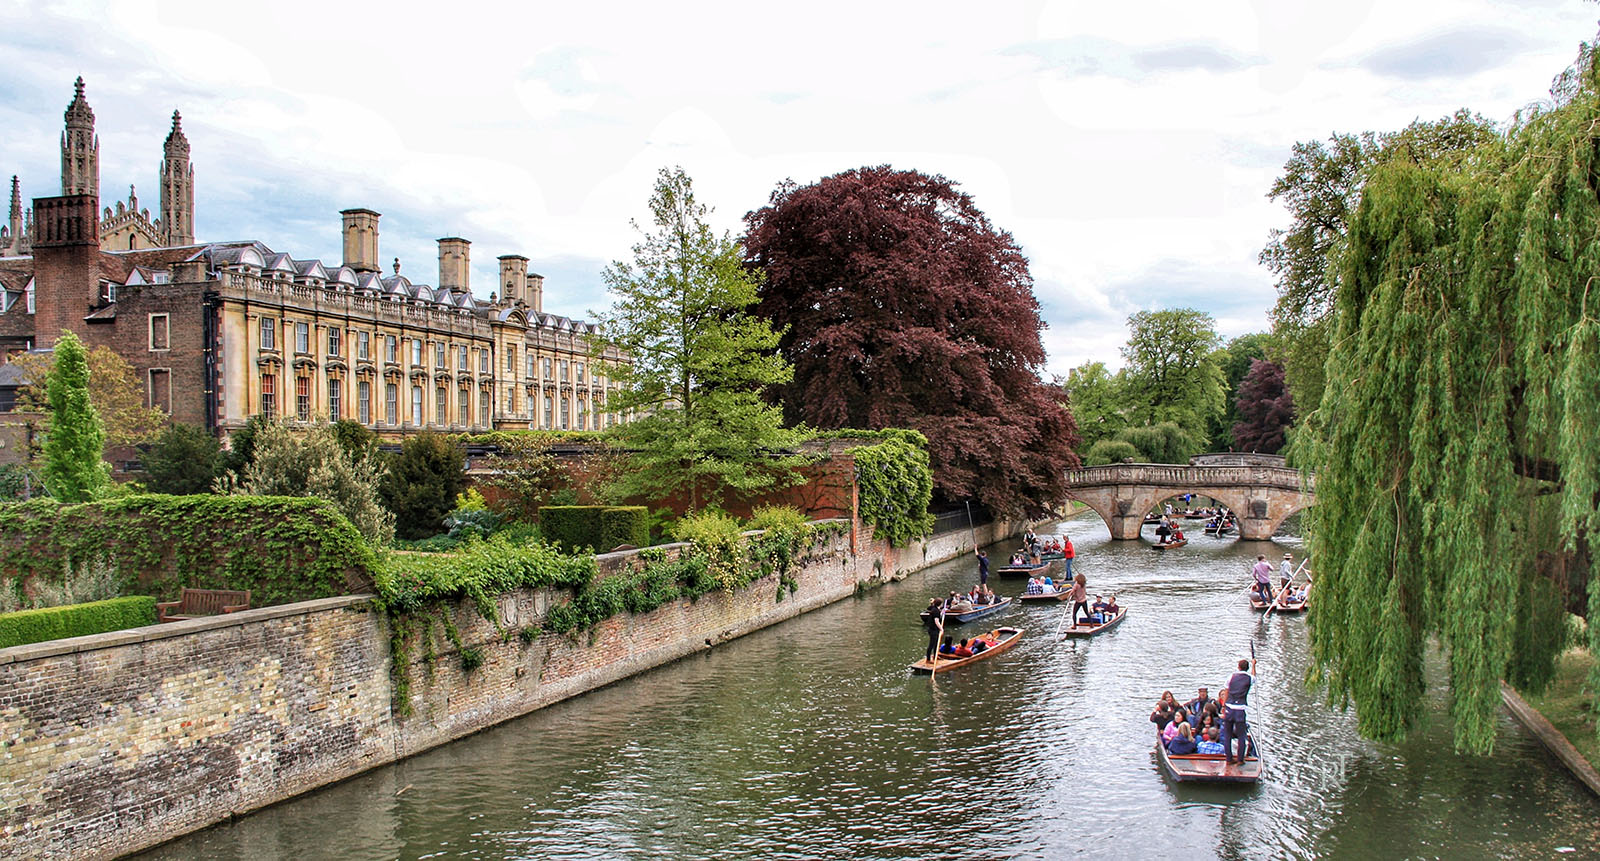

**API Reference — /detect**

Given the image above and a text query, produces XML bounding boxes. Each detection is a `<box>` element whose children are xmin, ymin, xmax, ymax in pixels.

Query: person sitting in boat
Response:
<box><xmin>1162</xmin><ymin>708</ymin><xmax>1190</xmax><ymax>743</ymax></box>
<box><xmin>1010</xmin><ymin>551</ymin><xmax>1026</xmax><ymax>566</ymax></box>
<box><xmin>1150</xmin><ymin>691</ymin><xmax>1179</xmax><ymax>730</ymax></box>
<box><xmin>1104</xmin><ymin>594</ymin><xmax>1120</xmax><ymax>616</ymax></box>
<box><xmin>949</xmin><ymin>596</ymin><xmax>974</xmax><ymax>613</ymax></box>
<box><xmin>1042</xmin><ymin>575</ymin><xmax>1055</xmax><ymax>590</ymax></box>
<box><xmin>1024</xmin><ymin>577</ymin><xmax>1041</xmax><ymax>595</ymax></box>
<box><xmin>970</xmin><ymin>636</ymin><xmax>989</xmax><ymax>654</ymax></box>
<box><xmin>1196</xmin><ymin>726</ymin><xmax>1225</xmax><ymax>755</ymax></box>
<box><xmin>1184</xmin><ymin>686</ymin><xmax>1213</xmax><ymax>717</ymax></box>
<box><xmin>1170</xmin><ymin>526</ymin><xmax>1185</xmax><ymax>542</ymax></box>
<box><xmin>953</xmin><ymin>638</ymin><xmax>974</xmax><ymax>658</ymax></box>
<box><xmin>1091</xmin><ymin>595</ymin><xmax>1111</xmax><ymax>616</ymax></box>
<box><xmin>939</xmin><ymin>636</ymin><xmax>957</xmax><ymax>656</ymax></box>
<box><xmin>1165</xmin><ymin>722</ymin><xmax>1198</xmax><ymax>755</ymax></box>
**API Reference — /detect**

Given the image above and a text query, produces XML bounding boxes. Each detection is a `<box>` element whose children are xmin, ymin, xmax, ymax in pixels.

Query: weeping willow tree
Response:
<box><xmin>1303</xmin><ymin>43</ymin><xmax>1600</xmax><ymax>754</ymax></box>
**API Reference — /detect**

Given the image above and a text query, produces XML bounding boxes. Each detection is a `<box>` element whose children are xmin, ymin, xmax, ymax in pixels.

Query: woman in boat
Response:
<box><xmin>1070</xmin><ymin>572</ymin><xmax>1090</xmax><ymax>625</ymax></box>
<box><xmin>939</xmin><ymin>636</ymin><xmax>957</xmax><ymax>656</ymax></box>
<box><xmin>1150</xmin><ymin>691</ymin><xmax>1179</xmax><ymax>729</ymax></box>
<box><xmin>1166</xmin><ymin>722</ymin><xmax>1198</xmax><ymax>755</ymax></box>
<box><xmin>1162</xmin><ymin>708</ymin><xmax>1189</xmax><ymax>743</ymax></box>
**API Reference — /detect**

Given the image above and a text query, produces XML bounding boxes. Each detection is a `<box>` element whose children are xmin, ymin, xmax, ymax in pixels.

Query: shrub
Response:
<box><xmin>380</xmin><ymin>431</ymin><xmax>466</xmax><ymax>541</ymax></box>
<box><xmin>540</xmin><ymin>505</ymin><xmax>606</xmax><ymax>552</ymax></box>
<box><xmin>243</xmin><ymin>422</ymin><xmax>395</xmax><ymax>544</ymax></box>
<box><xmin>142</xmin><ymin>423</ymin><xmax>222</xmax><ymax>495</ymax></box>
<box><xmin>377</xmin><ymin>533</ymin><xmax>597</xmax><ymax>618</ymax></box>
<box><xmin>747</xmin><ymin>504</ymin><xmax>807</xmax><ymax>532</ymax></box>
<box><xmin>0</xmin><ymin>596</ymin><xmax>157</xmax><ymax>649</ymax></box>
<box><xmin>41</xmin><ymin>331</ymin><xmax>110</xmax><ymax>502</ymax></box>
<box><xmin>599</xmin><ymin>506</ymin><xmax>649</xmax><ymax>550</ymax></box>
<box><xmin>1084</xmin><ymin>439</ymin><xmax>1143</xmax><ymax>466</ymax></box>
<box><xmin>672</xmin><ymin>509</ymin><xmax>747</xmax><ymax>591</ymax></box>
<box><xmin>850</xmin><ymin>431</ymin><xmax>935</xmax><ymax>546</ymax></box>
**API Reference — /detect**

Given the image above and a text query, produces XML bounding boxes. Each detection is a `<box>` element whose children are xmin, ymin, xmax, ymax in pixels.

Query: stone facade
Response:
<box><xmin>1064</xmin><ymin>462</ymin><xmax>1315</xmax><ymax>540</ymax></box>
<box><xmin>0</xmin><ymin>516</ymin><xmax>1016</xmax><ymax>861</ymax></box>
<box><xmin>0</xmin><ymin>80</ymin><xmax>625</xmax><ymax>441</ymax></box>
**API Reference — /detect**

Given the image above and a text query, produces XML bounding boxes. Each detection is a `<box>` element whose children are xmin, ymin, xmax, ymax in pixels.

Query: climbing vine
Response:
<box><xmin>849</xmin><ymin>430</ymin><xmax>935</xmax><ymax>546</ymax></box>
<box><xmin>1302</xmin><ymin>40</ymin><xmax>1600</xmax><ymax>753</ymax></box>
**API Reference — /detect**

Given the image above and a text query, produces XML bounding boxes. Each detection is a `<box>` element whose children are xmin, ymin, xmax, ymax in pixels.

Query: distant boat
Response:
<box><xmin>1250</xmin><ymin>585</ymin><xmax>1311</xmax><ymax>613</ymax></box>
<box><xmin>1156</xmin><ymin>732</ymin><xmax>1262</xmax><ymax>784</ymax></box>
<box><xmin>1061</xmin><ymin>607</ymin><xmax>1127</xmax><ymax>637</ymax></box>
<box><xmin>910</xmin><ymin>626</ymin><xmax>1023</xmax><ymax>673</ymax></box>
<box><xmin>997</xmin><ymin>559</ymin><xmax>1055</xmax><ymax>578</ymax></box>
<box><xmin>922</xmin><ymin>597</ymin><xmax>1014</xmax><ymax>625</ymax></box>
<box><xmin>1018</xmin><ymin>588</ymin><xmax>1072</xmax><ymax>603</ymax></box>
<box><xmin>1151</xmin><ymin>539</ymin><xmax>1189</xmax><ymax>550</ymax></box>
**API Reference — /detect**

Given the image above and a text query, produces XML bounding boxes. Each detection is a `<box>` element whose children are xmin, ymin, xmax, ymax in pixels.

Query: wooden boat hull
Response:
<box><xmin>1157</xmin><ymin>733</ymin><xmax>1261</xmax><ymax>783</ymax></box>
<box><xmin>923</xmin><ymin>597</ymin><xmax>1013</xmax><ymax>624</ymax></box>
<box><xmin>911</xmin><ymin>626</ymin><xmax>1022</xmax><ymax>673</ymax></box>
<box><xmin>1061</xmin><ymin>607</ymin><xmax>1126</xmax><ymax>637</ymax></box>
<box><xmin>997</xmin><ymin>560</ymin><xmax>1055</xmax><ymax>578</ymax></box>
<box><xmin>1151</xmin><ymin>539</ymin><xmax>1189</xmax><ymax>550</ymax></box>
<box><xmin>1249</xmin><ymin>589</ymin><xmax>1309</xmax><ymax>613</ymax></box>
<box><xmin>1018</xmin><ymin>589</ymin><xmax>1072</xmax><ymax>603</ymax></box>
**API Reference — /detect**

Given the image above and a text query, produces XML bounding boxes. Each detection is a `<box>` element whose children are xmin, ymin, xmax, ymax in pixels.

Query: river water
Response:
<box><xmin>144</xmin><ymin>514</ymin><xmax>1600</xmax><ymax>860</ymax></box>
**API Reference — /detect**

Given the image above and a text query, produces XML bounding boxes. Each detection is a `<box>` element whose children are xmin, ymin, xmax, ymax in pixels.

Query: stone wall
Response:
<box><xmin>0</xmin><ymin>516</ymin><xmax>1016</xmax><ymax>860</ymax></box>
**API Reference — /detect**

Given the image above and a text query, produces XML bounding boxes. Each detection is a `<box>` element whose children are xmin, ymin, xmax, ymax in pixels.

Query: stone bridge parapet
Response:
<box><xmin>1064</xmin><ymin>463</ymin><xmax>1315</xmax><ymax>540</ymax></box>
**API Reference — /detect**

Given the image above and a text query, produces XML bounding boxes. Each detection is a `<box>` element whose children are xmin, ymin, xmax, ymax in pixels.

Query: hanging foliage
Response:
<box><xmin>1303</xmin><ymin>43</ymin><xmax>1600</xmax><ymax>754</ymax></box>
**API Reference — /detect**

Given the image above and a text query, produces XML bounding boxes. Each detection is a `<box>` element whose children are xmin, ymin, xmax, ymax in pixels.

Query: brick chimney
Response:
<box><xmin>30</xmin><ymin>193</ymin><xmax>100</xmax><ymax>346</ymax></box>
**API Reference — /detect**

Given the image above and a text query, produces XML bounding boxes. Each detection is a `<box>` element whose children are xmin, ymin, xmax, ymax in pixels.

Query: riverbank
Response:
<box><xmin>0</xmin><ymin>515</ymin><xmax>1018</xmax><ymax>861</ymax></box>
<box><xmin>1508</xmin><ymin>647</ymin><xmax>1600</xmax><ymax>797</ymax></box>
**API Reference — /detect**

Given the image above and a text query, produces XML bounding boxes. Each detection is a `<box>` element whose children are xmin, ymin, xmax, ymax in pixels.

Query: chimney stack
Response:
<box><xmin>526</xmin><ymin>272</ymin><xmax>544</xmax><ymax>313</ymax></box>
<box><xmin>497</xmin><ymin>255</ymin><xmax>528</xmax><ymax>305</ymax></box>
<box><xmin>340</xmin><ymin>209</ymin><xmax>380</xmax><ymax>273</ymax></box>
<box><xmin>438</xmin><ymin>237</ymin><xmax>471</xmax><ymax>293</ymax></box>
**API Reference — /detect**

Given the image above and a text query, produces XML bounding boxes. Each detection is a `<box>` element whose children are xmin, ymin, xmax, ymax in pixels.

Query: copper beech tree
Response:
<box><xmin>743</xmin><ymin>166</ymin><xmax>1078</xmax><ymax>518</ymax></box>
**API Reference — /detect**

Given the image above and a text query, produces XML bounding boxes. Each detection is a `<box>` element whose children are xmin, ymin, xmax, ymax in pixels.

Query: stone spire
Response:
<box><xmin>160</xmin><ymin>109</ymin><xmax>195</xmax><ymax>245</ymax></box>
<box><xmin>3</xmin><ymin>176</ymin><xmax>21</xmax><ymax>255</ymax></box>
<box><xmin>60</xmin><ymin>77</ymin><xmax>99</xmax><ymax>197</ymax></box>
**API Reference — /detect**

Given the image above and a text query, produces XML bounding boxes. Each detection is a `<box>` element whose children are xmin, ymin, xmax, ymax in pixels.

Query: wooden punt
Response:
<box><xmin>1017</xmin><ymin>588</ymin><xmax>1072</xmax><ymax>603</ymax></box>
<box><xmin>997</xmin><ymin>560</ymin><xmax>1055</xmax><ymax>578</ymax></box>
<box><xmin>1248</xmin><ymin>587</ymin><xmax>1310</xmax><ymax>613</ymax></box>
<box><xmin>1061</xmin><ymin>607</ymin><xmax>1126</xmax><ymax>637</ymax></box>
<box><xmin>1151</xmin><ymin>538</ymin><xmax>1189</xmax><ymax>550</ymax></box>
<box><xmin>922</xmin><ymin>597</ymin><xmax>1013</xmax><ymax>625</ymax></box>
<box><xmin>1157</xmin><ymin>732</ymin><xmax>1262</xmax><ymax>783</ymax></box>
<box><xmin>910</xmin><ymin>626</ymin><xmax>1023</xmax><ymax>673</ymax></box>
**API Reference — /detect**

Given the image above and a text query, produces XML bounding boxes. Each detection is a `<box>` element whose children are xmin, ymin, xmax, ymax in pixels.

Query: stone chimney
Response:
<box><xmin>340</xmin><ymin>209</ymin><xmax>380</xmax><ymax>273</ymax></box>
<box><xmin>497</xmin><ymin>255</ymin><xmax>527</xmax><ymax>305</ymax></box>
<box><xmin>438</xmin><ymin>237</ymin><xmax>470</xmax><ymax>293</ymax></box>
<box><xmin>526</xmin><ymin>272</ymin><xmax>544</xmax><ymax>313</ymax></box>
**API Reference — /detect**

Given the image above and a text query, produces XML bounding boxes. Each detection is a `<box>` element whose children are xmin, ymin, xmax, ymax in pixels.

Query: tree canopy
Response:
<box><xmin>378</xmin><ymin>430</ymin><xmax>463</xmax><ymax>541</ymax></box>
<box><xmin>1062</xmin><ymin>361</ymin><xmax>1130</xmax><ymax>451</ymax></box>
<box><xmin>1301</xmin><ymin>43</ymin><xmax>1600</xmax><ymax>754</ymax></box>
<box><xmin>1118</xmin><ymin>308</ymin><xmax>1225</xmax><ymax>440</ymax></box>
<box><xmin>15</xmin><ymin>342</ymin><xmax>165</xmax><ymax>447</ymax></box>
<box><xmin>594</xmin><ymin>166</ymin><xmax>806</xmax><ymax>510</ymax></box>
<box><xmin>40</xmin><ymin>331</ymin><xmax>109</xmax><ymax>502</ymax></box>
<box><xmin>1231</xmin><ymin>359</ymin><xmax>1293</xmax><ymax>454</ymax></box>
<box><xmin>142</xmin><ymin>423</ymin><xmax>222</xmax><ymax>494</ymax></box>
<box><xmin>743</xmin><ymin>165</ymin><xmax>1077</xmax><ymax>518</ymax></box>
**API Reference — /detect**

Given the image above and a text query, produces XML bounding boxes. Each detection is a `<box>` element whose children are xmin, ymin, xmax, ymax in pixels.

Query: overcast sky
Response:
<box><xmin>1</xmin><ymin>0</ymin><xmax>1594</xmax><ymax>374</ymax></box>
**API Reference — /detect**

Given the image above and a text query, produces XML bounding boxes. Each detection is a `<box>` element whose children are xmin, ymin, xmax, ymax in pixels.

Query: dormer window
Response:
<box><xmin>101</xmin><ymin>282</ymin><xmax>117</xmax><ymax>304</ymax></box>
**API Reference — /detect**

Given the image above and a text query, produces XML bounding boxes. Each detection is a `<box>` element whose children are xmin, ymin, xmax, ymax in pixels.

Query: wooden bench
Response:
<box><xmin>157</xmin><ymin>589</ymin><xmax>251</xmax><ymax>622</ymax></box>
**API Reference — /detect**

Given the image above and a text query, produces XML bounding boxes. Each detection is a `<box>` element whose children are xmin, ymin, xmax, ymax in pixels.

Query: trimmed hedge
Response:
<box><xmin>0</xmin><ymin>596</ymin><xmax>157</xmax><ymax>650</ymax></box>
<box><xmin>0</xmin><ymin>495</ymin><xmax>378</xmax><ymax>608</ymax></box>
<box><xmin>599</xmin><ymin>506</ymin><xmax>649</xmax><ymax>550</ymax></box>
<box><xmin>540</xmin><ymin>505</ymin><xmax>605</xmax><ymax>551</ymax></box>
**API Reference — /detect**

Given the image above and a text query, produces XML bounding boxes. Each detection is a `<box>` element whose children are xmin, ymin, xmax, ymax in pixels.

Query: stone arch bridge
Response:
<box><xmin>1064</xmin><ymin>456</ymin><xmax>1315</xmax><ymax>540</ymax></box>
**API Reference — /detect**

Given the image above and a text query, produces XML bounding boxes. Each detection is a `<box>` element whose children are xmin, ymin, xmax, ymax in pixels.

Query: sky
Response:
<box><xmin>1</xmin><ymin>0</ymin><xmax>1594</xmax><ymax>375</ymax></box>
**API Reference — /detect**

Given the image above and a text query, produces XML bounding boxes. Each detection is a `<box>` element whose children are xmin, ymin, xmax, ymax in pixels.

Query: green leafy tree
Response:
<box><xmin>1115</xmin><ymin>422</ymin><xmax>1202</xmax><ymax>465</ymax></box>
<box><xmin>330</xmin><ymin>419</ymin><xmax>379</xmax><ymax>464</ymax></box>
<box><xmin>1083</xmin><ymin>439</ymin><xmax>1140</xmax><ymax>466</ymax></box>
<box><xmin>1301</xmin><ymin>42</ymin><xmax>1600</xmax><ymax>754</ymax></box>
<box><xmin>219</xmin><ymin>415</ymin><xmax>269</xmax><ymax>485</ymax></box>
<box><xmin>243</xmin><ymin>422</ymin><xmax>394</xmax><ymax>545</ymax></box>
<box><xmin>40</xmin><ymin>331</ymin><xmax>110</xmax><ymax>502</ymax></box>
<box><xmin>1261</xmin><ymin>110</ymin><xmax>1497</xmax><ymax>411</ymax></box>
<box><xmin>142</xmin><ymin>423</ymin><xmax>222</xmax><ymax>494</ymax></box>
<box><xmin>1207</xmin><ymin>333</ymin><xmax>1272</xmax><ymax>448</ymax></box>
<box><xmin>379</xmin><ymin>430</ymin><xmax>465</xmax><ymax>540</ymax></box>
<box><xmin>14</xmin><ymin>343</ymin><xmax>165</xmax><ymax>446</ymax></box>
<box><xmin>1119</xmin><ymin>309</ymin><xmax>1224</xmax><ymax>441</ymax></box>
<box><xmin>1062</xmin><ymin>362</ymin><xmax>1132</xmax><ymax>451</ymax></box>
<box><xmin>476</xmin><ymin>435</ymin><xmax>568</xmax><ymax>522</ymax></box>
<box><xmin>593</xmin><ymin>166</ymin><xmax>806</xmax><ymax>510</ymax></box>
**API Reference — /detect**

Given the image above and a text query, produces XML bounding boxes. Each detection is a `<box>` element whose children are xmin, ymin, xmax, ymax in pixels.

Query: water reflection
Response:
<box><xmin>144</xmin><ymin>515</ymin><xmax>1600</xmax><ymax>860</ymax></box>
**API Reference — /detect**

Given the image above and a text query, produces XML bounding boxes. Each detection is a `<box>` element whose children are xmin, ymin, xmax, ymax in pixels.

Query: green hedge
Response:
<box><xmin>540</xmin><ymin>505</ymin><xmax>605</xmax><ymax>551</ymax></box>
<box><xmin>0</xmin><ymin>495</ymin><xmax>378</xmax><ymax>608</ymax></box>
<box><xmin>599</xmin><ymin>506</ymin><xmax>649</xmax><ymax>550</ymax></box>
<box><xmin>0</xmin><ymin>596</ymin><xmax>157</xmax><ymax>650</ymax></box>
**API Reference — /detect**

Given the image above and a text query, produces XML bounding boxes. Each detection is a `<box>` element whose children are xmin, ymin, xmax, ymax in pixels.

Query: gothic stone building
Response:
<box><xmin>0</xmin><ymin>80</ymin><xmax>625</xmax><ymax>443</ymax></box>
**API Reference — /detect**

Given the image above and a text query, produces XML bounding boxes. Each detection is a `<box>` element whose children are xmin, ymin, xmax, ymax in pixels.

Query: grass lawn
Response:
<box><xmin>1522</xmin><ymin>647</ymin><xmax>1599</xmax><ymax>770</ymax></box>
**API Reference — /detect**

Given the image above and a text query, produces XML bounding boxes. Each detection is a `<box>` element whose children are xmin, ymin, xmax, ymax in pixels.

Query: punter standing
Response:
<box><xmin>922</xmin><ymin>598</ymin><xmax>946</xmax><ymax>661</ymax></box>
<box><xmin>1224</xmin><ymin>658</ymin><xmax>1254</xmax><ymax>766</ymax></box>
<box><xmin>1252</xmin><ymin>554</ymin><xmax>1274</xmax><ymax>602</ymax></box>
<box><xmin>976</xmin><ymin>548</ymin><xmax>989</xmax><ymax>588</ymax></box>
<box><xmin>1061</xmin><ymin>534</ymin><xmax>1075</xmax><ymax>579</ymax></box>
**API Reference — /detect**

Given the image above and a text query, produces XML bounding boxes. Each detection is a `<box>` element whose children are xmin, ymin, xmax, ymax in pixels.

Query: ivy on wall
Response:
<box><xmin>848</xmin><ymin>430</ymin><xmax>936</xmax><ymax>546</ymax></box>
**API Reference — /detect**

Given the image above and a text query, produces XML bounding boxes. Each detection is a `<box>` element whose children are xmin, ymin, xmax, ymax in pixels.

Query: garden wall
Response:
<box><xmin>0</xmin><ymin>515</ymin><xmax>1017</xmax><ymax>860</ymax></box>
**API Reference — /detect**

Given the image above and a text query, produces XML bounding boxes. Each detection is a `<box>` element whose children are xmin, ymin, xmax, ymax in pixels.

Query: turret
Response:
<box><xmin>60</xmin><ymin>77</ymin><xmax>98</xmax><ymax>197</ymax></box>
<box><xmin>160</xmin><ymin>110</ymin><xmax>194</xmax><ymax>246</ymax></box>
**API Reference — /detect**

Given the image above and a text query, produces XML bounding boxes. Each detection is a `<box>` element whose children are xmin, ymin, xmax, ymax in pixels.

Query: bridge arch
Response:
<box><xmin>1063</xmin><ymin>459</ymin><xmax>1315</xmax><ymax>541</ymax></box>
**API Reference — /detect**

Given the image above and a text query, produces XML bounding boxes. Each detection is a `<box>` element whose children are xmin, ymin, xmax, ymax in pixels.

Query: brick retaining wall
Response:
<box><xmin>0</xmin><ymin>517</ymin><xmax>1017</xmax><ymax>860</ymax></box>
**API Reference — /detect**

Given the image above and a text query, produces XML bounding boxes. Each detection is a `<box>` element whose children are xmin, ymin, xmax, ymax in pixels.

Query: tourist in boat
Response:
<box><xmin>1170</xmin><ymin>525</ymin><xmax>1185</xmax><ymax>543</ymax></box>
<box><xmin>1070</xmin><ymin>572</ymin><xmax>1089</xmax><ymax>625</ymax></box>
<box><xmin>1150</xmin><ymin>691</ymin><xmax>1179</xmax><ymax>729</ymax></box>
<box><xmin>939</xmin><ymin>636</ymin><xmax>957</xmax><ymax>656</ymax></box>
<box><xmin>1251</xmin><ymin>555</ymin><xmax>1275</xmax><ymax>603</ymax></box>
<box><xmin>1010</xmin><ymin>550</ymin><xmax>1026</xmax><ymax>566</ymax></box>
<box><xmin>1184</xmin><ymin>686</ymin><xmax>1213</xmax><ymax>717</ymax></box>
<box><xmin>976</xmin><ymin>548</ymin><xmax>989</xmax><ymax>588</ymax></box>
<box><xmin>971</xmin><ymin>637</ymin><xmax>988</xmax><ymax>654</ymax></box>
<box><xmin>1155</xmin><ymin>521</ymin><xmax>1171</xmax><ymax>545</ymax></box>
<box><xmin>1091</xmin><ymin>595</ymin><xmax>1111</xmax><ymax>617</ymax></box>
<box><xmin>1061</xmin><ymin>535</ymin><xmax>1075</xmax><ymax>578</ymax></box>
<box><xmin>1224</xmin><ymin>658</ymin><xmax>1255</xmax><ymax>766</ymax></box>
<box><xmin>922</xmin><ymin>599</ymin><xmax>946</xmax><ymax>661</ymax></box>
<box><xmin>953</xmin><ymin>638</ymin><xmax>974</xmax><ymax>658</ymax></box>
<box><xmin>1162</xmin><ymin>708</ymin><xmax>1190</xmax><ymax>743</ymax></box>
<box><xmin>949</xmin><ymin>594</ymin><xmax>974</xmax><ymax>614</ymax></box>
<box><xmin>1197</xmin><ymin>727</ymin><xmax>1225</xmax><ymax>755</ymax></box>
<box><xmin>1166</xmin><ymin>723</ymin><xmax>1198</xmax><ymax>755</ymax></box>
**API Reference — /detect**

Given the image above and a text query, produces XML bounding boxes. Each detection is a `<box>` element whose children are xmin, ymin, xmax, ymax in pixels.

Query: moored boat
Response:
<box><xmin>1061</xmin><ymin>607</ymin><xmax>1126</xmax><ymax>637</ymax></box>
<box><xmin>910</xmin><ymin>626</ymin><xmax>1023</xmax><ymax>673</ymax></box>
<box><xmin>1156</xmin><ymin>732</ymin><xmax>1262</xmax><ymax>783</ymax></box>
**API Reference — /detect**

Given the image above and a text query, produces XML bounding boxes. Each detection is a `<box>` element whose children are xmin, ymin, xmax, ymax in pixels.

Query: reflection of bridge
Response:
<box><xmin>1064</xmin><ymin>456</ymin><xmax>1315</xmax><ymax>540</ymax></box>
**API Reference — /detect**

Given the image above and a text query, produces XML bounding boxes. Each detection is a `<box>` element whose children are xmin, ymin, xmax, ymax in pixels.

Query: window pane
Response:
<box><xmin>385</xmin><ymin>383</ymin><xmax>398</xmax><ymax>425</ymax></box>
<box><xmin>359</xmin><ymin>381</ymin><xmax>371</xmax><ymax>424</ymax></box>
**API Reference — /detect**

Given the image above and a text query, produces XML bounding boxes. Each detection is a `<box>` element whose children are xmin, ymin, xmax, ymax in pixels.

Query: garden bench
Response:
<box><xmin>156</xmin><ymin>589</ymin><xmax>251</xmax><ymax>622</ymax></box>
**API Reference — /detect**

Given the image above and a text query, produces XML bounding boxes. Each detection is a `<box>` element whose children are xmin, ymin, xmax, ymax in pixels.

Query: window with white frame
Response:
<box><xmin>358</xmin><ymin>332</ymin><xmax>370</xmax><ymax>360</ymax></box>
<box><xmin>261</xmin><ymin>317</ymin><xmax>276</xmax><ymax>351</ymax></box>
<box><xmin>358</xmin><ymin>380</ymin><xmax>372</xmax><ymax>424</ymax></box>
<box><xmin>149</xmin><ymin>314</ymin><xmax>170</xmax><ymax>351</ymax></box>
<box><xmin>295</xmin><ymin>321</ymin><xmax>309</xmax><ymax>354</ymax></box>
<box><xmin>328</xmin><ymin>328</ymin><xmax>341</xmax><ymax>357</ymax></box>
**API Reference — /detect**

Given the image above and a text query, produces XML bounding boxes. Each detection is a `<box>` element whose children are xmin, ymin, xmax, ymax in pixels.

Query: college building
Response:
<box><xmin>0</xmin><ymin>79</ymin><xmax>625</xmax><ymax>442</ymax></box>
